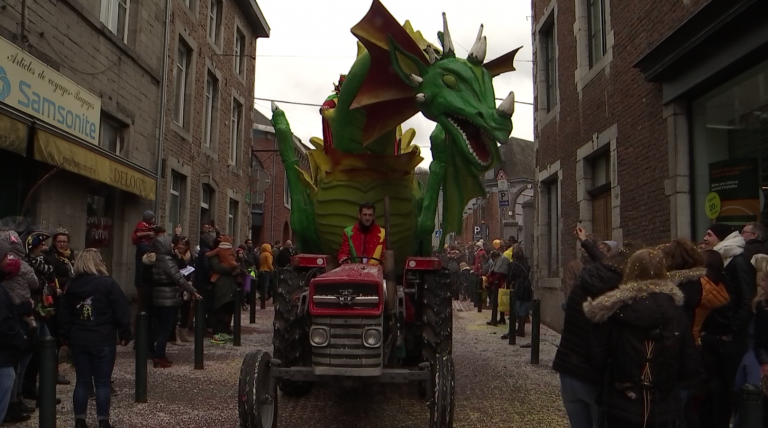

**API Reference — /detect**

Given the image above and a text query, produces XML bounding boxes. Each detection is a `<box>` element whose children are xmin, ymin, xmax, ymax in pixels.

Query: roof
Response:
<box><xmin>496</xmin><ymin>137</ymin><xmax>534</xmax><ymax>180</ymax></box>
<box><xmin>234</xmin><ymin>0</ymin><xmax>270</xmax><ymax>38</ymax></box>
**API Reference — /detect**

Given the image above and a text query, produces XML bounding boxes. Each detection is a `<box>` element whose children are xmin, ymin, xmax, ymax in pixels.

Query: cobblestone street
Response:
<box><xmin>17</xmin><ymin>301</ymin><xmax>568</xmax><ymax>428</ymax></box>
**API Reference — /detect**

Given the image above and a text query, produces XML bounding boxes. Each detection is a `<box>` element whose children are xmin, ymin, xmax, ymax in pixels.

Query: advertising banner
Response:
<box><xmin>708</xmin><ymin>158</ymin><xmax>761</xmax><ymax>225</ymax></box>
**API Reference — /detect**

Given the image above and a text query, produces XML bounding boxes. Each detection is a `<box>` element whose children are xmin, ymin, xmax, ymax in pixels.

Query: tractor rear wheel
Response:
<box><xmin>272</xmin><ymin>268</ymin><xmax>313</xmax><ymax>397</ymax></box>
<box><xmin>421</xmin><ymin>269</ymin><xmax>453</xmax><ymax>363</ymax></box>
<box><xmin>428</xmin><ymin>354</ymin><xmax>455</xmax><ymax>428</ymax></box>
<box><xmin>238</xmin><ymin>350</ymin><xmax>278</xmax><ymax>428</ymax></box>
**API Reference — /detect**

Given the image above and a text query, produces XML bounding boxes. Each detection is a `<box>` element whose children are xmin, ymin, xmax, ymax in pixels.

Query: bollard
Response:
<box><xmin>195</xmin><ymin>298</ymin><xmax>205</xmax><ymax>370</ymax></box>
<box><xmin>39</xmin><ymin>336</ymin><xmax>57</xmax><ymax>428</ymax></box>
<box><xmin>249</xmin><ymin>281</ymin><xmax>257</xmax><ymax>324</ymax></box>
<box><xmin>259</xmin><ymin>272</ymin><xmax>267</xmax><ymax>310</ymax></box>
<box><xmin>530</xmin><ymin>299</ymin><xmax>541</xmax><ymax>365</ymax></box>
<box><xmin>740</xmin><ymin>384</ymin><xmax>764</xmax><ymax>427</ymax></box>
<box><xmin>233</xmin><ymin>288</ymin><xmax>242</xmax><ymax>347</ymax></box>
<box><xmin>135</xmin><ymin>312</ymin><xmax>148</xmax><ymax>403</ymax></box>
<box><xmin>508</xmin><ymin>292</ymin><xmax>516</xmax><ymax>345</ymax></box>
<box><xmin>472</xmin><ymin>274</ymin><xmax>479</xmax><ymax>308</ymax></box>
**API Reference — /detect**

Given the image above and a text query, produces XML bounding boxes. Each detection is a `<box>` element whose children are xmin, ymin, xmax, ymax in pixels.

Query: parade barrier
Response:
<box><xmin>739</xmin><ymin>384</ymin><xmax>764</xmax><ymax>427</ymax></box>
<box><xmin>135</xmin><ymin>312</ymin><xmax>148</xmax><ymax>403</ymax></box>
<box><xmin>530</xmin><ymin>299</ymin><xmax>541</xmax><ymax>365</ymax></box>
<box><xmin>508</xmin><ymin>293</ymin><xmax>516</xmax><ymax>346</ymax></box>
<box><xmin>472</xmin><ymin>273</ymin><xmax>479</xmax><ymax>308</ymax></box>
<box><xmin>39</xmin><ymin>336</ymin><xmax>57</xmax><ymax>428</ymax></box>
<box><xmin>259</xmin><ymin>272</ymin><xmax>267</xmax><ymax>310</ymax></box>
<box><xmin>194</xmin><ymin>299</ymin><xmax>205</xmax><ymax>370</ymax></box>
<box><xmin>233</xmin><ymin>288</ymin><xmax>242</xmax><ymax>347</ymax></box>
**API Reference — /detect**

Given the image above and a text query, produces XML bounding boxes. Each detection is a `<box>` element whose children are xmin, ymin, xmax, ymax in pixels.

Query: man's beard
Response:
<box><xmin>358</xmin><ymin>220</ymin><xmax>373</xmax><ymax>232</ymax></box>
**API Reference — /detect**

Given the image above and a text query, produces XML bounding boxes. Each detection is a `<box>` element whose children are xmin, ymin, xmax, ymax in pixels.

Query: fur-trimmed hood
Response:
<box><xmin>668</xmin><ymin>268</ymin><xmax>706</xmax><ymax>285</ymax></box>
<box><xmin>583</xmin><ymin>279</ymin><xmax>684</xmax><ymax>326</ymax></box>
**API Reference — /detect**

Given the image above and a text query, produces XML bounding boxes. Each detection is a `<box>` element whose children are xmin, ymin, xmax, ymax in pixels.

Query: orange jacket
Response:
<box><xmin>259</xmin><ymin>244</ymin><xmax>274</xmax><ymax>272</ymax></box>
<box><xmin>693</xmin><ymin>276</ymin><xmax>730</xmax><ymax>342</ymax></box>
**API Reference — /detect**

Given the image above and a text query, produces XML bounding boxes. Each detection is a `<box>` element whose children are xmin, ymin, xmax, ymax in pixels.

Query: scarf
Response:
<box><xmin>713</xmin><ymin>231</ymin><xmax>745</xmax><ymax>266</ymax></box>
<box><xmin>176</xmin><ymin>249</ymin><xmax>192</xmax><ymax>263</ymax></box>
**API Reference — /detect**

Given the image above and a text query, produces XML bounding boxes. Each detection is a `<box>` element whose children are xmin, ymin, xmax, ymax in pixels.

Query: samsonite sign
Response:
<box><xmin>0</xmin><ymin>36</ymin><xmax>101</xmax><ymax>144</ymax></box>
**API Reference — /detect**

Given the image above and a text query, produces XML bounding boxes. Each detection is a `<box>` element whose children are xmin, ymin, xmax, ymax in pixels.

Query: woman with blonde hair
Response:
<box><xmin>584</xmin><ymin>248</ymin><xmax>702</xmax><ymax>428</ymax></box>
<box><xmin>58</xmin><ymin>249</ymin><xmax>132</xmax><ymax>428</ymax></box>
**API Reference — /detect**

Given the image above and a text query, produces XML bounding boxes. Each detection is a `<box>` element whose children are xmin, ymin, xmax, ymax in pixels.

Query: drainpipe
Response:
<box><xmin>153</xmin><ymin>0</ymin><xmax>172</xmax><ymax>214</ymax></box>
<box><xmin>20</xmin><ymin>0</ymin><xmax>27</xmax><ymax>44</ymax></box>
<box><xmin>270</xmin><ymin>135</ymin><xmax>276</xmax><ymax>242</ymax></box>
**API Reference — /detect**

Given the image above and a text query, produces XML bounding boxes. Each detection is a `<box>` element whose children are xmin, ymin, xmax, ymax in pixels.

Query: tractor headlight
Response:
<box><xmin>309</xmin><ymin>327</ymin><xmax>329</xmax><ymax>347</ymax></box>
<box><xmin>362</xmin><ymin>328</ymin><xmax>382</xmax><ymax>348</ymax></box>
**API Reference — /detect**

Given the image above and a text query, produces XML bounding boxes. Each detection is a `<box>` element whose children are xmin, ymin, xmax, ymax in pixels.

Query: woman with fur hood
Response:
<box><xmin>585</xmin><ymin>248</ymin><xmax>703</xmax><ymax>428</ymax></box>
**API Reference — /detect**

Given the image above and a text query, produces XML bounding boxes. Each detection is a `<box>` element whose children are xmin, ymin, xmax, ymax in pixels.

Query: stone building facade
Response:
<box><xmin>0</xmin><ymin>0</ymin><xmax>168</xmax><ymax>293</ymax></box>
<box><xmin>157</xmin><ymin>0</ymin><xmax>269</xmax><ymax>246</ymax></box>
<box><xmin>531</xmin><ymin>0</ymin><xmax>768</xmax><ymax>331</ymax></box>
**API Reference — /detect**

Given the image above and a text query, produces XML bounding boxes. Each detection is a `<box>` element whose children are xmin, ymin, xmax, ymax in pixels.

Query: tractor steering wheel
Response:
<box><xmin>339</xmin><ymin>256</ymin><xmax>384</xmax><ymax>265</ymax></box>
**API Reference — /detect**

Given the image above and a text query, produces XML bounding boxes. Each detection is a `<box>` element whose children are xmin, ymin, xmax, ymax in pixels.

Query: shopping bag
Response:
<box><xmin>498</xmin><ymin>289</ymin><xmax>510</xmax><ymax>313</ymax></box>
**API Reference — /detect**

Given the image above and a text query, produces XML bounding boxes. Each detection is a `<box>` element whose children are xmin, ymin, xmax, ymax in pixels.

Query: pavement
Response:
<box><xmin>14</xmin><ymin>300</ymin><xmax>569</xmax><ymax>428</ymax></box>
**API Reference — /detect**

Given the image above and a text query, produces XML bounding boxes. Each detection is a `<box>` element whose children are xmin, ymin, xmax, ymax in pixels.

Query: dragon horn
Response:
<box><xmin>497</xmin><ymin>91</ymin><xmax>515</xmax><ymax>116</ymax></box>
<box><xmin>426</xmin><ymin>45</ymin><xmax>437</xmax><ymax>64</ymax></box>
<box><xmin>442</xmin><ymin>13</ymin><xmax>455</xmax><ymax>56</ymax></box>
<box><xmin>271</xmin><ymin>101</ymin><xmax>279</xmax><ymax>112</ymax></box>
<box><xmin>468</xmin><ymin>24</ymin><xmax>486</xmax><ymax>65</ymax></box>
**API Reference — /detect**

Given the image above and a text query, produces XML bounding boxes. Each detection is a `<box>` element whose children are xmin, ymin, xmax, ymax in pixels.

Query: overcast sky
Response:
<box><xmin>253</xmin><ymin>0</ymin><xmax>534</xmax><ymax>167</ymax></box>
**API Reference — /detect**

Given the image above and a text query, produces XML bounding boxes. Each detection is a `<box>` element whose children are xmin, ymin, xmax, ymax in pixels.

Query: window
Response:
<box><xmin>208</xmin><ymin>0</ymin><xmax>222</xmax><ymax>44</ymax></box>
<box><xmin>230</xmin><ymin>99</ymin><xmax>243</xmax><ymax>164</ymax></box>
<box><xmin>169</xmin><ymin>172</ymin><xmax>185</xmax><ymax>230</ymax></box>
<box><xmin>234</xmin><ymin>29</ymin><xmax>246</xmax><ymax>76</ymax></box>
<box><xmin>283</xmin><ymin>171</ymin><xmax>291</xmax><ymax>208</ymax></box>
<box><xmin>200</xmin><ymin>184</ymin><xmax>214</xmax><ymax>229</ymax></box>
<box><xmin>100</xmin><ymin>0</ymin><xmax>130</xmax><ymax>43</ymax></box>
<box><xmin>251</xmin><ymin>191</ymin><xmax>264</xmax><ymax>213</ymax></box>
<box><xmin>203</xmin><ymin>72</ymin><xmax>219</xmax><ymax>147</ymax></box>
<box><xmin>544</xmin><ymin>179</ymin><xmax>559</xmax><ymax>277</ymax></box>
<box><xmin>542</xmin><ymin>22</ymin><xmax>557</xmax><ymax>113</ymax></box>
<box><xmin>173</xmin><ymin>41</ymin><xmax>191</xmax><ymax>126</ymax></box>
<box><xmin>228</xmin><ymin>198</ymin><xmax>239</xmax><ymax>238</ymax></box>
<box><xmin>589</xmin><ymin>151</ymin><xmax>611</xmax><ymax>241</ymax></box>
<box><xmin>99</xmin><ymin>117</ymin><xmax>126</xmax><ymax>155</ymax></box>
<box><xmin>588</xmin><ymin>0</ymin><xmax>606</xmax><ymax>67</ymax></box>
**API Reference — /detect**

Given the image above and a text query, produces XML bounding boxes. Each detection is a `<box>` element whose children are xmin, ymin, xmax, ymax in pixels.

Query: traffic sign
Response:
<box><xmin>496</xmin><ymin>170</ymin><xmax>508</xmax><ymax>190</ymax></box>
<box><xmin>499</xmin><ymin>191</ymin><xmax>509</xmax><ymax>207</ymax></box>
<box><xmin>435</xmin><ymin>229</ymin><xmax>442</xmax><ymax>237</ymax></box>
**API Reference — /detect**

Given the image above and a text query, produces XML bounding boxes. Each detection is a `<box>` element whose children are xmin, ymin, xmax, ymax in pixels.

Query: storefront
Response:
<box><xmin>0</xmin><ymin>34</ymin><xmax>156</xmax><ymax>286</ymax></box>
<box><xmin>635</xmin><ymin>0</ymin><xmax>768</xmax><ymax>238</ymax></box>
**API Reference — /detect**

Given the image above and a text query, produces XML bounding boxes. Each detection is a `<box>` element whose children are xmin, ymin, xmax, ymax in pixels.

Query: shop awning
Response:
<box><xmin>34</xmin><ymin>130</ymin><xmax>157</xmax><ymax>200</ymax></box>
<box><xmin>0</xmin><ymin>111</ymin><xmax>29</xmax><ymax>156</ymax></box>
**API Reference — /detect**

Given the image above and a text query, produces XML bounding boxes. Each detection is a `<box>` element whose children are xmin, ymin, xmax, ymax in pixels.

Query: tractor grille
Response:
<box><xmin>312</xmin><ymin>283</ymin><xmax>380</xmax><ymax>310</ymax></box>
<box><xmin>311</xmin><ymin>317</ymin><xmax>383</xmax><ymax>373</ymax></box>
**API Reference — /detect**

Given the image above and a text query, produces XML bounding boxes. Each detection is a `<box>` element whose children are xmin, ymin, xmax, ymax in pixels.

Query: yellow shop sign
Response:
<box><xmin>0</xmin><ymin>36</ymin><xmax>101</xmax><ymax>144</ymax></box>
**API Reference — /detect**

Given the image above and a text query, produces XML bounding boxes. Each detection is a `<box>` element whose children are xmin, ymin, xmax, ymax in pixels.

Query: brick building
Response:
<box><xmin>157</xmin><ymin>0</ymin><xmax>269</xmax><ymax>247</ymax></box>
<box><xmin>0</xmin><ymin>0</ymin><xmax>167</xmax><ymax>292</ymax></box>
<box><xmin>531</xmin><ymin>0</ymin><xmax>768</xmax><ymax>330</ymax></box>
<box><xmin>455</xmin><ymin>137</ymin><xmax>535</xmax><ymax>249</ymax></box>
<box><xmin>250</xmin><ymin>110</ymin><xmax>309</xmax><ymax>247</ymax></box>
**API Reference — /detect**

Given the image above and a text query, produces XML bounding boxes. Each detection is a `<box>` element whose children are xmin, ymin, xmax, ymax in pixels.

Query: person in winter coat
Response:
<box><xmin>663</xmin><ymin>238</ymin><xmax>707</xmax><ymax>334</ymax></box>
<box><xmin>45</xmin><ymin>228</ymin><xmax>76</xmax><ymax>292</ymax></box>
<box><xmin>693</xmin><ymin>250</ymin><xmax>729</xmax><ymax>343</ymax></box>
<box><xmin>700</xmin><ymin>223</ymin><xmax>756</xmax><ymax>428</ymax></box>
<box><xmin>0</xmin><ymin>265</ymin><xmax>25</xmax><ymax>424</ymax></box>
<box><xmin>174</xmin><ymin>237</ymin><xmax>195</xmax><ymax>343</ymax></box>
<box><xmin>508</xmin><ymin>244</ymin><xmax>532</xmax><ymax>338</ymax></box>
<box><xmin>562</xmin><ymin>233</ymin><xmax>599</xmax><ymax>301</ymax></box>
<box><xmin>210</xmin><ymin>236</ymin><xmax>241</xmax><ymax>345</ymax></box>
<box><xmin>585</xmin><ymin>248</ymin><xmax>703</xmax><ymax>428</ymax></box>
<box><xmin>741</xmin><ymin>222</ymin><xmax>768</xmax><ymax>265</ymax></box>
<box><xmin>195</xmin><ymin>232</ymin><xmax>216</xmax><ymax>329</ymax></box>
<box><xmin>473</xmin><ymin>241</ymin><xmax>488</xmax><ymax>275</ymax></box>
<box><xmin>486</xmin><ymin>251</ymin><xmax>509</xmax><ymax>326</ymax></box>
<box><xmin>149</xmin><ymin>236</ymin><xmax>200</xmax><ymax>368</ymax></box>
<box><xmin>276</xmin><ymin>240</ymin><xmax>294</xmax><ymax>269</ymax></box>
<box><xmin>58</xmin><ymin>249</ymin><xmax>132</xmax><ymax>428</ymax></box>
<box><xmin>553</xmin><ymin>227</ymin><xmax>631</xmax><ymax>428</ymax></box>
<box><xmin>131</xmin><ymin>211</ymin><xmax>156</xmax><ymax>298</ymax></box>
<box><xmin>258</xmin><ymin>243</ymin><xmax>274</xmax><ymax>301</ymax></box>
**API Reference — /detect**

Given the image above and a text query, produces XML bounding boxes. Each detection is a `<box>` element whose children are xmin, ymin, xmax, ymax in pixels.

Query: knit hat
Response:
<box><xmin>602</xmin><ymin>240</ymin><xmax>620</xmax><ymax>254</ymax></box>
<box><xmin>708</xmin><ymin>223</ymin><xmax>734</xmax><ymax>241</ymax></box>
<box><xmin>143</xmin><ymin>210</ymin><xmax>155</xmax><ymax>222</ymax></box>
<box><xmin>475</xmin><ymin>241</ymin><xmax>483</xmax><ymax>248</ymax></box>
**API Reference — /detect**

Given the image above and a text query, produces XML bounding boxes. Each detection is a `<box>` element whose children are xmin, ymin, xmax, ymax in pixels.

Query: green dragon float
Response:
<box><xmin>272</xmin><ymin>0</ymin><xmax>520</xmax><ymax>266</ymax></box>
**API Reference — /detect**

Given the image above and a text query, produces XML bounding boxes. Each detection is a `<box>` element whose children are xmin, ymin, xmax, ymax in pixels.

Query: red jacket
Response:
<box><xmin>337</xmin><ymin>223</ymin><xmax>386</xmax><ymax>265</ymax></box>
<box><xmin>131</xmin><ymin>221</ymin><xmax>153</xmax><ymax>246</ymax></box>
<box><xmin>473</xmin><ymin>249</ymin><xmax>488</xmax><ymax>274</ymax></box>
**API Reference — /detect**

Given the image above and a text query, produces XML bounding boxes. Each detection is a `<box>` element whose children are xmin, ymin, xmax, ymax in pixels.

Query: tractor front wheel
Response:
<box><xmin>428</xmin><ymin>355</ymin><xmax>455</xmax><ymax>428</ymax></box>
<box><xmin>272</xmin><ymin>268</ymin><xmax>313</xmax><ymax>396</ymax></box>
<box><xmin>422</xmin><ymin>269</ymin><xmax>453</xmax><ymax>362</ymax></box>
<box><xmin>238</xmin><ymin>350</ymin><xmax>278</xmax><ymax>428</ymax></box>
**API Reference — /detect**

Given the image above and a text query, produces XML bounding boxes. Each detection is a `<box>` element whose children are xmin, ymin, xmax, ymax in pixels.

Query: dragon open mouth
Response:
<box><xmin>447</xmin><ymin>116</ymin><xmax>494</xmax><ymax>166</ymax></box>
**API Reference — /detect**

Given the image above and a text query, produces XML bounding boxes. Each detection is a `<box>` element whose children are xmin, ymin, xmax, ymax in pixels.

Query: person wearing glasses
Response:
<box><xmin>742</xmin><ymin>222</ymin><xmax>768</xmax><ymax>263</ymax></box>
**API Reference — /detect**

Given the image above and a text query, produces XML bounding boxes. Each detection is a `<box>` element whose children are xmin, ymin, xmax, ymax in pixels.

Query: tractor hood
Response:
<box><xmin>309</xmin><ymin>264</ymin><xmax>385</xmax><ymax>317</ymax></box>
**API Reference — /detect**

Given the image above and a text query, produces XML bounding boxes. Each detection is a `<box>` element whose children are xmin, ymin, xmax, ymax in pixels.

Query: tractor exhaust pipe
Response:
<box><xmin>383</xmin><ymin>197</ymin><xmax>396</xmax><ymax>310</ymax></box>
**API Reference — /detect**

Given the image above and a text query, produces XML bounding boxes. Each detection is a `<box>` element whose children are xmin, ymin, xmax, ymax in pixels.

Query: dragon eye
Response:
<box><xmin>442</xmin><ymin>74</ymin><xmax>458</xmax><ymax>89</ymax></box>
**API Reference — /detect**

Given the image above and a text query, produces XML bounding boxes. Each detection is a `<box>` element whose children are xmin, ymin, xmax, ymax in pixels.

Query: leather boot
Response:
<box><xmin>98</xmin><ymin>420</ymin><xmax>113</xmax><ymax>428</ymax></box>
<box><xmin>4</xmin><ymin>402</ymin><xmax>32</xmax><ymax>423</ymax></box>
<box><xmin>17</xmin><ymin>396</ymin><xmax>36</xmax><ymax>413</ymax></box>
<box><xmin>75</xmin><ymin>418</ymin><xmax>89</xmax><ymax>428</ymax></box>
<box><xmin>516</xmin><ymin>318</ymin><xmax>526</xmax><ymax>337</ymax></box>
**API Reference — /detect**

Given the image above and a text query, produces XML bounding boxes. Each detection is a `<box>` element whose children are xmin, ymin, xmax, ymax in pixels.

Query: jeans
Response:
<box><xmin>700</xmin><ymin>334</ymin><xmax>749</xmax><ymax>428</ymax></box>
<box><xmin>0</xmin><ymin>367</ymin><xmax>15</xmax><ymax>421</ymax></box>
<box><xmin>71</xmin><ymin>346</ymin><xmax>116</xmax><ymax>421</ymax></box>
<box><xmin>154</xmin><ymin>306</ymin><xmax>178</xmax><ymax>359</ymax></box>
<box><xmin>12</xmin><ymin>353</ymin><xmax>32</xmax><ymax>401</ymax></box>
<box><xmin>560</xmin><ymin>373</ymin><xmax>600</xmax><ymax>428</ymax></box>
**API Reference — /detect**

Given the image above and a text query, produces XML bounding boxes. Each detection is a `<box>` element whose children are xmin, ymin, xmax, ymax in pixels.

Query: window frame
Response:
<box><xmin>587</xmin><ymin>0</ymin><xmax>607</xmax><ymax>67</ymax></box>
<box><xmin>229</xmin><ymin>98</ymin><xmax>243</xmax><ymax>165</ymax></box>
<box><xmin>99</xmin><ymin>116</ymin><xmax>126</xmax><ymax>155</ymax></box>
<box><xmin>283</xmin><ymin>171</ymin><xmax>291</xmax><ymax>209</ymax></box>
<box><xmin>173</xmin><ymin>41</ymin><xmax>190</xmax><ymax>127</ymax></box>
<box><xmin>169</xmin><ymin>171</ymin><xmax>184</xmax><ymax>230</ymax></box>
<box><xmin>234</xmin><ymin>28</ymin><xmax>246</xmax><ymax>76</ymax></box>
<box><xmin>545</xmin><ymin>179</ymin><xmax>559</xmax><ymax>277</ymax></box>
<box><xmin>100</xmin><ymin>0</ymin><xmax>130</xmax><ymax>43</ymax></box>
<box><xmin>228</xmin><ymin>198</ymin><xmax>239</xmax><ymax>238</ymax></box>
<box><xmin>203</xmin><ymin>72</ymin><xmax>219</xmax><ymax>148</ymax></box>
<box><xmin>542</xmin><ymin>22</ymin><xmax>557</xmax><ymax>113</ymax></box>
<box><xmin>208</xmin><ymin>0</ymin><xmax>222</xmax><ymax>45</ymax></box>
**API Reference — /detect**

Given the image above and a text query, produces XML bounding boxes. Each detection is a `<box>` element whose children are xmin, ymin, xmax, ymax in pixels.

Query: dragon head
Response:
<box><xmin>388</xmin><ymin>14</ymin><xmax>516</xmax><ymax>171</ymax></box>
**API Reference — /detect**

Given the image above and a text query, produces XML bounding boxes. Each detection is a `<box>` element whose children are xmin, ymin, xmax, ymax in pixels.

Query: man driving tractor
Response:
<box><xmin>337</xmin><ymin>202</ymin><xmax>386</xmax><ymax>265</ymax></box>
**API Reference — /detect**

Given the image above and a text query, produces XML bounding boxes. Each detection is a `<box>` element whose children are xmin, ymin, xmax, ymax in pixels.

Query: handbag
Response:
<box><xmin>498</xmin><ymin>289</ymin><xmax>510</xmax><ymax>313</ymax></box>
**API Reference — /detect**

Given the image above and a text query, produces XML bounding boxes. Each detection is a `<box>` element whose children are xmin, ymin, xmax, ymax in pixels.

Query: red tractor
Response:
<box><xmin>237</xmin><ymin>239</ymin><xmax>455</xmax><ymax>428</ymax></box>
